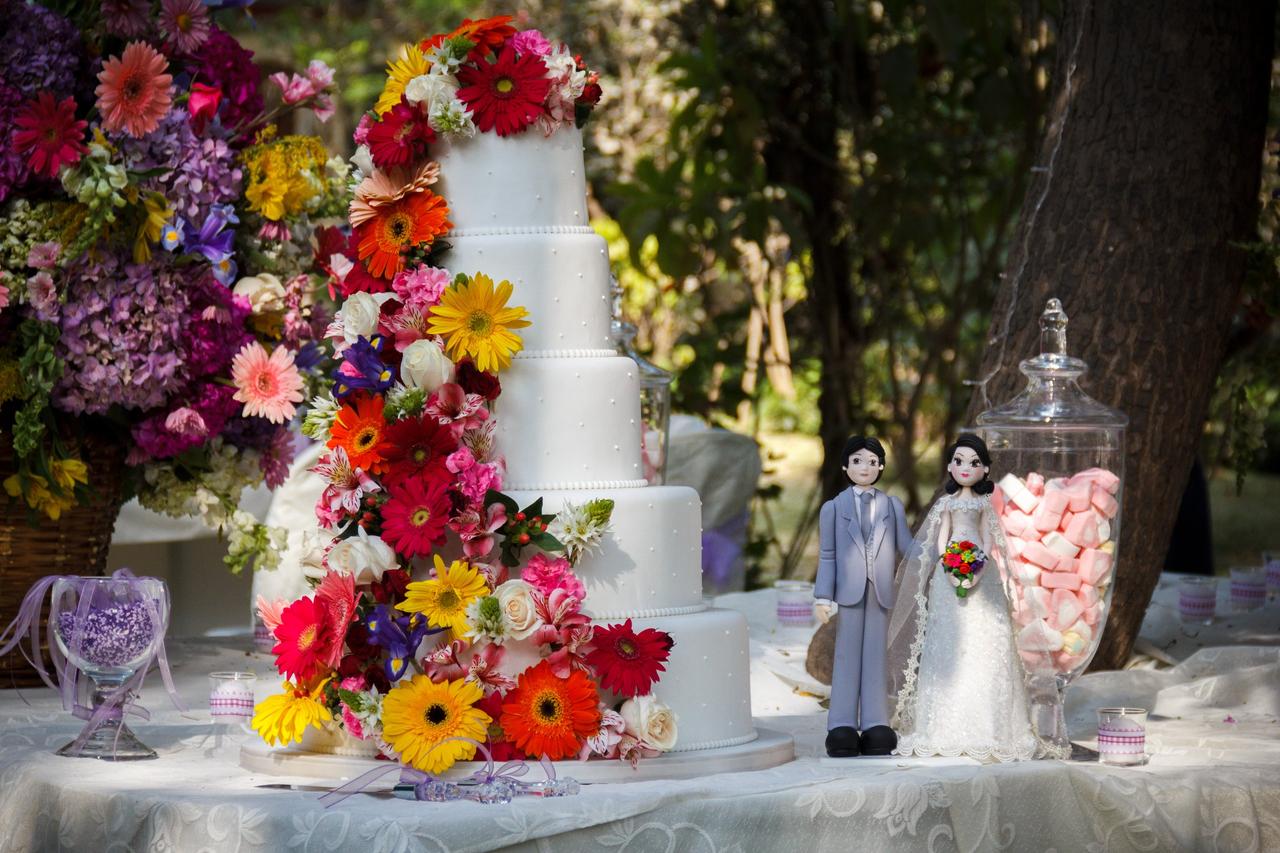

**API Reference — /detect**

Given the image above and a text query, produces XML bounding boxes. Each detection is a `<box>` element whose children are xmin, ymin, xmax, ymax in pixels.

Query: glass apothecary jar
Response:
<box><xmin>976</xmin><ymin>298</ymin><xmax>1128</xmax><ymax>759</ymax></box>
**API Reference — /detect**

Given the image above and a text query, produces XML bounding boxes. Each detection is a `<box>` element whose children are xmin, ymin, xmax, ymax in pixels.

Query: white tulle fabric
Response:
<box><xmin>888</xmin><ymin>493</ymin><xmax>1039</xmax><ymax>762</ymax></box>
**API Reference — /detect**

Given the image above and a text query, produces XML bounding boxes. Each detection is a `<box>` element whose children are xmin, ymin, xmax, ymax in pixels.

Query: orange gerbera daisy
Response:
<box><xmin>500</xmin><ymin>660</ymin><xmax>601</xmax><ymax>760</ymax></box>
<box><xmin>420</xmin><ymin>15</ymin><xmax>516</xmax><ymax>57</ymax></box>
<box><xmin>355</xmin><ymin>190</ymin><xmax>451</xmax><ymax>280</ymax></box>
<box><xmin>327</xmin><ymin>394</ymin><xmax>391</xmax><ymax>474</ymax></box>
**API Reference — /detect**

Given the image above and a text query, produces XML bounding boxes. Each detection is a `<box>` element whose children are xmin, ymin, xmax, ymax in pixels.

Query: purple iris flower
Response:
<box><xmin>187</xmin><ymin>205</ymin><xmax>237</xmax><ymax>263</ymax></box>
<box><xmin>295</xmin><ymin>341</ymin><xmax>324</xmax><ymax>372</ymax></box>
<box><xmin>364</xmin><ymin>604</ymin><xmax>436</xmax><ymax>682</ymax></box>
<box><xmin>333</xmin><ymin>335</ymin><xmax>395</xmax><ymax>398</ymax></box>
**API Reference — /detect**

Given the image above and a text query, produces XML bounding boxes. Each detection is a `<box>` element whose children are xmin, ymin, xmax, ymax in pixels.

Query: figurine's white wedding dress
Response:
<box><xmin>888</xmin><ymin>494</ymin><xmax>1039</xmax><ymax>762</ymax></box>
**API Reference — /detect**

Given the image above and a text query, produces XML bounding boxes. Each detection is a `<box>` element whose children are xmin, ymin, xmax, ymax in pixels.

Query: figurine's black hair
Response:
<box><xmin>943</xmin><ymin>433</ymin><xmax>994</xmax><ymax>494</ymax></box>
<box><xmin>841</xmin><ymin>435</ymin><xmax>885</xmax><ymax>485</ymax></box>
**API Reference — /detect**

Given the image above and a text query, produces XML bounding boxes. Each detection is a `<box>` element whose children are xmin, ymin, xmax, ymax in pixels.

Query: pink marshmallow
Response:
<box><xmin>1078</xmin><ymin>549</ymin><xmax>1113</xmax><ymax>586</ymax></box>
<box><xmin>1012</xmin><ymin>559</ymin><xmax>1042</xmax><ymax>586</ymax></box>
<box><xmin>1078</xmin><ymin>583</ymin><xmax>1100</xmax><ymax>608</ymax></box>
<box><xmin>1040</xmin><ymin>571</ymin><xmax>1082</xmax><ymax>591</ymax></box>
<box><xmin>1062</xmin><ymin>511</ymin><xmax>1101</xmax><ymax>549</ymax></box>
<box><xmin>1065</xmin><ymin>481</ymin><xmax>1092</xmax><ymax>512</ymax></box>
<box><xmin>997</xmin><ymin>473</ymin><xmax>1039</xmax><ymax>514</ymax></box>
<box><xmin>1018</xmin><ymin>620</ymin><xmax>1064</xmax><ymax>653</ymax></box>
<box><xmin>1056</xmin><ymin>556</ymin><xmax>1080</xmax><ymax>574</ymax></box>
<box><xmin>1026</xmin><ymin>472</ymin><xmax>1045</xmax><ymax>495</ymax></box>
<box><xmin>1053</xmin><ymin>651</ymin><xmax>1085</xmax><ymax>672</ymax></box>
<box><xmin>1070</xmin><ymin>467</ymin><xmax>1121</xmax><ymax>494</ymax></box>
<box><xmin>1022</xmin><ymin>540</ymin><xmax>1059</xmax><ymax>570</ymax></box>
<box><xmin>1091</xmin><ymin>485</ymin><xmax>1119</xmax><ymax>519</ymax></box>
<box><xmin>1025</xmin><ymin>586</ymin><xmax>1053</xmax><ymax>619</ymax></box>
<box><xmin>1042</xmin><ymin>530</ymin><xmax>1080</xmax><ymax>560</ymax></box>
<box><xmin>1032</xmin><ymin>502</ymin><xmax>1064</xmax><ymax>534</ymax></box>
<box><xmin>1052</xmin><ymin>589</ymin><xmax>1084</xmax><ymax>626</ymax></box>
<box><xmin>1006</xmin><ymin>536</ymin><xmax>1026</xmax><ymax>558</ymax></box>
<box><xmin>1046</xmin><ymin>477</ymin><xmax>1071</xmax><ymax>492</ymax></box>
<box><xmin>1002</xmin><ymin>509</ymin><xmax>1035</xmax><ymax>538</ymax></box>
<box><xmin>1042</xmin><ymin>488</ymin><xmax>1070</xmax><ymax>515</ymax></box>
<box><xmin>1082</xmin><ymin>604</ymin><xmax>1101</xmax><ymax>626</ymax></box>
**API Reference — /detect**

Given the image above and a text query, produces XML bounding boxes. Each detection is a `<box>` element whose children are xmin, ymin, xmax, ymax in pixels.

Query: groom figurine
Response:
<box><xmin>814</xmin><ymin>435</ymin><xmax>912</xmax><ymax>757</ymax></box>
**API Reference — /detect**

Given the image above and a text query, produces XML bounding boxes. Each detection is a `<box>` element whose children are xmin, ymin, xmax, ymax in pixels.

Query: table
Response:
<box><xmin>1</xmin><ymin>583</ymin><xmax>1278</xmax><ymax>853</ymax></box>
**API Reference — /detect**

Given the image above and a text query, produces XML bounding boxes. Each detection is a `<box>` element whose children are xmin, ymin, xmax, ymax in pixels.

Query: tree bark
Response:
<box><xmin>962</xmin><ymin>0</ymin><xmax>1275</xmax><ymax>670</ymax></box>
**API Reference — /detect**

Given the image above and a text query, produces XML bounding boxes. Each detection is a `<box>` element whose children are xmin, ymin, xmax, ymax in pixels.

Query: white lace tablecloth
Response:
<box><xmin>2</xmin><ymin>586</ymin><xmax>1279</xmax><ymax>853</ymax></box>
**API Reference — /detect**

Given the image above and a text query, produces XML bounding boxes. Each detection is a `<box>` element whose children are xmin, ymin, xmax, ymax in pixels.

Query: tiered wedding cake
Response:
<box><xmin>436</xmin><ymin>127</ymin><xmax>757</xmax><ymax>754</ymax></box>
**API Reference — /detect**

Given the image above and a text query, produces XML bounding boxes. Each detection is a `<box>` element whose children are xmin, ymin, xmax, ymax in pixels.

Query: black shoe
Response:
<box><xmin>825</xmin><ymin>726</ymin><xmax>860</xmax><ymax>758</ymax></box>
<box><xmin>859</xmin><ymin>725</ymin><xmax>897</xmax><ymax>756</ymax></box>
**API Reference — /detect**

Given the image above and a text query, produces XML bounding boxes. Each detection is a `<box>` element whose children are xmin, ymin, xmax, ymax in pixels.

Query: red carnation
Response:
<box><xmin>586</xmin><ymin>619</ymin><xmax>674</xmax><ymax>698</ymax></box>
<box><xmin>456</xmin><ymin>359</ymin><xmax>501</xmax><ymax>400</ymax></box>
<box><xmin>456</xmin><ymin>47</ymin><xmax>552</xmax><ymax>137</ymax></box>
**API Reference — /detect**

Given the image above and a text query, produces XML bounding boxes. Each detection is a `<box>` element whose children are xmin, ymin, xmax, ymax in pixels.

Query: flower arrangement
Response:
<box><xmin>352</xmin><ymin>13</ymin><xmax>603</xmax><ymax>185</ymax></box>
<box><xmin>941</xmin><ymin>539</ymin><xmax>987</xmax><ymax>598</ymax></box>
<box><xmin>252</xmin><ymin>19</ymin><xmax>677</xmax><ymax>773</ymax></box>
<box><xmin>0</xmin><ymin>1</ymin><xmax>346</xmax><ymax>572</ymax></box>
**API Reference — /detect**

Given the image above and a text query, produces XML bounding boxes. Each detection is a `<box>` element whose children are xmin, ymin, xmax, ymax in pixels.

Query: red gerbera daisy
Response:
<box><xmin>381</xmin><ymin>475</ymin><xmax>452</xmax><ymax>558</ymax></box>
<box><xmin>456</xmin><ymin>47</ymin><xmax>552</xmax><ymax>137</ymax></box>
<box><xmin>367</xmin><ymin>100</ymin><xmax>436</xmax><ymax>171</ymax></box>
<box><xmin>13</xmin><ymin>92</ymin><xmax>88</xmax><ymax>178</ymax></box>
<box><xmin>272</xmin><ymin>595</ymin><xmax>340</xmax><ymax>682</ymax></box>
<box><xmin>585</xmin><ymin>619</ymin><xmax>674</xmax><ymax>698</ymax></box>
<box><xmin>500</xmin><ymin>661</ymin><xmax>601</xmax><ymax>760</ymax></box>
<box><xmin>381</xmin><ymin>413</ymin><xmax>459</xmax><ymax>488</ymax></box>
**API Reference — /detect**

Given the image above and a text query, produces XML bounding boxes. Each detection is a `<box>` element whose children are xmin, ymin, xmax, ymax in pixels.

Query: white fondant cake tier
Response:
<box><xmin>494</xmin><ymin>355</ymin><xmax>644</xmax><ymax>489</ymax></box>
<box><xmin>444</xmin><ymin>230</ymin><xmax>614</xmax><ymax>353</ymax></box>
<box><xmin>627</xmin><ymin>607</ymin><xmax>756</xmax><ymax>752</ymax></box>
<box><xmin>505</xmin><ymin>485</ymin><xmax>704</xmax><ymax>618</ymax></box>
<box><xmin>434</xmin><ymin>127</ymin><xmax>590</xmax><ymax>231</ymax></box>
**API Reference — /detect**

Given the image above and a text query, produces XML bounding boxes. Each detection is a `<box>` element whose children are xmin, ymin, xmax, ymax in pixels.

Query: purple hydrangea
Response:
<box><xmin>112</xmin><ymin>110</ymin><xmax>243</xmax><ymax>226</ymax></box>
<box><xmin>131</xmin><ymin>382</ymin><xmax>241</xmax><ymax>460</ymax></box>
<box><xmin>0</xmin><ymin>1</ymin><xmax>88</xmax><ymax>99</ymax></box>
<box><xmin>54</xmin><ymin>251</ymin><xmax>189</xmax><ymax>415</ymax></box>
<box><xmin>192</xmin><ymin>26</ymin><xmax>264</xmax><ymax>133</ymax></box>
<box><xmin>0</xmin><ymin>82</ymin><xmax>28</xmax><ymax>203</ymax></box>
<box><xmin>220</xmin><ymin>413</ymin><xmax>278</xmax><ymax>454</ymax></box>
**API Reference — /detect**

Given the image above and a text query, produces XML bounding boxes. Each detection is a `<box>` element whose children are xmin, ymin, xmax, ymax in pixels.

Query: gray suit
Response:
<box><xmin>814</xmin><ymin>487</ymin><xmax>912</xmax><ymax>731</ymax></box>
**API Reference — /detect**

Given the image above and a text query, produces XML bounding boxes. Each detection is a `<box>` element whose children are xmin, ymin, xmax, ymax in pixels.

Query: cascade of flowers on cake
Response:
<box><xmin>253</xmin><ymin>17</ymin><xmax>678</xmax><ymax>773</ymax></box>
<box><xmin>0</xmin><ymin>1</ymin><xmax>343</xmax><ymax>573</ymax></box>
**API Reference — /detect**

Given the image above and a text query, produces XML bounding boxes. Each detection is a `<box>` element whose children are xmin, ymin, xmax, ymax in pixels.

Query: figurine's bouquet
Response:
<box><xmin>941</xmin><ymin>540</ymin><xmax>986</xmax><ymax>598</ymax></box>
<box><xmin>0</xmin><ymin>0</ymin><xmax>344</xmax><ymax>572</ymax></box>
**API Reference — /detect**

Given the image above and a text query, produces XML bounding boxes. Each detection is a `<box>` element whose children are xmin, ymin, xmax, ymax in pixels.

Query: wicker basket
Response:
<box><xmin>0</xmin><ymin>434</ymin><xmax>127</xmax><ymax>687</ymax></box>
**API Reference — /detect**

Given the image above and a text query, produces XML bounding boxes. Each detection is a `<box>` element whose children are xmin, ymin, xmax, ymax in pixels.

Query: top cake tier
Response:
<box><xmin>433</xmin><ymin>126</ymin><xmax>591</xmax><ymax>233</ymax></box>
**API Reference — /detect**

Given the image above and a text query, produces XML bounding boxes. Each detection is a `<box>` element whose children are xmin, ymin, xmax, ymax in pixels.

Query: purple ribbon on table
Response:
<box><xmin>0</xmin><ymin>568</ymin><xmax>186</xmax><ymax>755</ymax></box>
<box><xmin>318</xmin><ymin>739</ymin><xmax>574</xmax><ymax>806</ymax></box>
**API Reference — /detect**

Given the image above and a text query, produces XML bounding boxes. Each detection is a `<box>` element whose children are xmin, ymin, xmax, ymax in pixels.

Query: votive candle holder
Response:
<box><xmin>1097</xmin><ymin>707</ymin><xmax>1148</xmax><ymax>766</ymax></box>
<box><xmin>1229</xmin><ymin>566</ymin><xmax>1266</xmax><ymax>613</ymax></box>
<box><xmin>1177</xmin><ymin>576</ymin><xmax>1217</xmax><ymax>625</ymax></box>
<box><xmin>774</xmin><ymin>580</ymin><xmax>816</xmax><ymax>627</ymax></box>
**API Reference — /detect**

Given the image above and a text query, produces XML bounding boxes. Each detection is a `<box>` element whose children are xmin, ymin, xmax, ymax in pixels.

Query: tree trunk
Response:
<box><xmin>962</xmin><ymin>0</ymin><xmax>1274</xmax><ymax>670</ymax></box>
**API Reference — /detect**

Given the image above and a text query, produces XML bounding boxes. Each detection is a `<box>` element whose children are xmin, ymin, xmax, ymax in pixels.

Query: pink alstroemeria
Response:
<box><xmin>460</xmin><ymin>419</ymin><xmax>501</xmax><ymax>466</ymax></box>
<box><xmin>389</xmin><ymin>306</ymin><xmax>430</xmax><ymax>352</ymax></box>
<box><xmin>617</xmin><ymin>733</ymin><xmax>661</xmax><ymax>768</ymax></box>
<box><xmin>426</xmin><ymin>383</ymin><xmax>488</xmax><ymax>434</ymax></box>
<box><xmin>531</xmin><ymin>588</ymin><xmax>592</xmax><ymax>677</ymax></box>
<box><xmin>312</xmin><ymin>446</ymin><xmax>381</xmax><ymax>515</ymax></box>
<box><xmin>422</xmin><ymin>639</ymin><xmax>467</xmax><ymax>683</ymax></box>
<box><xmin>465</xmin><ymin>643</ymin><xmax>515</xmax><ymax>693</ymax></box>
<box><xmin>450</xmin><ymin>502</ymin><xmax>507</xmax><ymax>560</ymax></box>
<box><xmin>580</xmin><ymin>706</ymin><xmax>626</xmax><ymax>760</ymax></box>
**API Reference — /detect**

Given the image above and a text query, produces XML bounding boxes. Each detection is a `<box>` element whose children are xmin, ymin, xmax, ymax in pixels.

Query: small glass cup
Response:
<box><xmin>774</xmin><ymin>580</ymin><xmax>816</xmax><ymax>627</ymax></box>
<box><xmin>1097</xmin><ymin>707</ymin><xmax>1147</xmax><ymax>766</ymax></box>
<box><xmin>1177</xmin><ymin>576</ymin><xmax>1217</xmax><ymax>625</ymax></box>
<box><xmin>1264</xmin><ymin>552</ymin><xmax>1280</xmax><ymax>600</ymax></box>
<box><xmin>1229</xmin><ymin>566</ymin><xmax>1266</xmax><ymax>613</ymax></box>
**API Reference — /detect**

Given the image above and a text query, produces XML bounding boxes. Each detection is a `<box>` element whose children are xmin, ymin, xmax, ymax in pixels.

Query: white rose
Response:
<box><xmin>620</xmin><ymin>695</ymin><xmax>678</xmax><ymax>752</ymax></box>
<box><xmin>404</xmin><ymin>73</ymin><xmax>458</xmax><ymax>110</ymax></box>
<box><xmin>232</xmin><ymin>273</ymin><xmax>286</xmax><ymax>313</ymax></box>
<box><xmin>400</xmin><ymin>338</ymin><xmax>454</xmax><ymax>393</ymax></box>
<box><xmin>341</xmin><ymin>292</ymin><xmax>381</xmax><ymax>340</ymax></box>
<box><xmin>351</xmin><ymin>144</ymin><xmax>374</xmax><ymax>178</ymax></box>
<box><xmin>326</xmin><ymin>528</ymin><xmax>398</xmax><ymax>584</ymax></box>
<box><xmin>495</xmin><ymin>580</ymin><xmax>539</xmax><ymax>640</ymax></box>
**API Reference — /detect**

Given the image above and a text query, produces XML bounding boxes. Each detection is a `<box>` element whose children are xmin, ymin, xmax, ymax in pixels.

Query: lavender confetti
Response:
<box><xmin>57</xmin><ymin>601</ymin><xmax>157</xmax><ymax>668</ymax></box>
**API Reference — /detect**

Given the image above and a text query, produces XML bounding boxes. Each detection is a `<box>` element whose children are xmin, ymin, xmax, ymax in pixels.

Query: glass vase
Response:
<box><xmin>977</xmin><ymin>298</ymin><xmax>1128</xmax><ymax>759</ymax></box>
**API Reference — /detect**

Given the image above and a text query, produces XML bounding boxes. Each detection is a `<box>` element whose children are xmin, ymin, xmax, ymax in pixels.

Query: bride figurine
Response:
<box><xmin>886</xmin><ymin>434</ymin><xmax>1039</xmax><ymax>761</ymax></box>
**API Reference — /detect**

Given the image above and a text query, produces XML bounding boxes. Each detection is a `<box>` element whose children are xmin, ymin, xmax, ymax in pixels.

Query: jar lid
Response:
<box><xmin>976</xmin><ymin>298</ymin><xmax>1128</xmax><ymax>429</ymax></box>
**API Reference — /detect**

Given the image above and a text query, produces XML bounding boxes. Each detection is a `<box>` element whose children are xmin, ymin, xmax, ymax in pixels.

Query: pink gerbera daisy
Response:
<box><xmin>95</xmin><ymin>42</ymin><xmax>173</xmax><ymax>138</ymax></box>
<box><xmin>231</xmin><ymin>341</ymin><xmax>305</xmax><ymax>424</ymax></box>
<box><xmin>159</xmin><ymin>0</ymin><xmax>211</xmax><ymax>54</ymax></box>
<box><xmin>13</xmin><ymin>93</ymin><xmax>87</xmax><ymax>178</ymax></box>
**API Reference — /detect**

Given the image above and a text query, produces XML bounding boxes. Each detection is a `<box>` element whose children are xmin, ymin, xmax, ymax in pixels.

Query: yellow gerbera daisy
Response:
<box><xmin>426</xmin><ymin>273</ymin><xmax>531</xmax><ymax>373</ymax></box>
<box><xmin>252</xmin><ymin>677</ymin><xmax>332</xmax><ymax>746</ymax></box>
<box><xmin>381</xmin><ymin>674</ymin><xmax>490</xmax><ymax>774</ymax></box>
<box><xmin>398</xmin><ymin>555</ymin><xmax>490</xmax><ymax>634</ymax></box>
<box><xmin>375</xmin><ymin>43</ymin><xmax>430</xmax><ymax>115</ymax></box>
